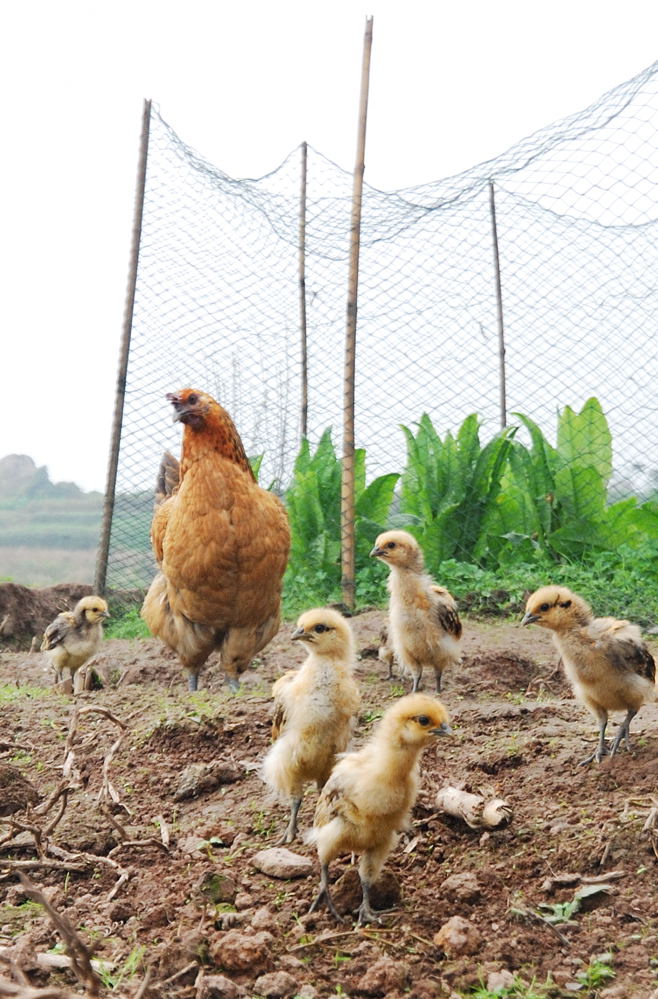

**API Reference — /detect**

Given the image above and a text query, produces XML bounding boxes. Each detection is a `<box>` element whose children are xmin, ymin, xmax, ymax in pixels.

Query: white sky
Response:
<box><xmin>3</xmin><ymin>0</ymin><xmax>658</xmax><ymax>492</ymax></box>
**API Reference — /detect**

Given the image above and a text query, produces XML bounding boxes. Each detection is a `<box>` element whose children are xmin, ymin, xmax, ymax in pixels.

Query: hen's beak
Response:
<box><xmin>166</xmin><ymin>393</ymin><xmax>187</xmax><ymax>423</ymax></box>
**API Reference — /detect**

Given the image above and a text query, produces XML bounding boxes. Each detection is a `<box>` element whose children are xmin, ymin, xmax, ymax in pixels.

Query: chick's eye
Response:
<box><xmin>314</xmin><ymin>624</ymin><xmax>329</xmax><ymax>633</ymax></box>
<box><xmin>386</xmin><ymin>542</ymin><xmax>396</xmax><ymax>550</ymax></box>
<box><xmin>539</xmin><ymin>603</ymin><xmax>550</xmax><ymax>612</ymax></box>
<box><xmin>416</xmin><ymin>715</ymin><xmax>430</xmax><ymax>727</ymax></box>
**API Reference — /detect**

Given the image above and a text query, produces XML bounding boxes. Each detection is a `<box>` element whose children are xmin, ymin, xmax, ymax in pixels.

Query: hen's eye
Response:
<box><xmin>539</xmin><ymin>603</ymin><xmax>550</xmax><ymax>612</ymax></box>
<box><xmin>416</xmin><ymin>715</ymin><xmax>430</xmax><ymax>726</ymax></box>
<box><xmin>314</xmin><ymin>624</ymin><xmax>329</xmax><ymax>633</ymax></box>
<box><xmin>187</xmin><ymin>393</ymin><xmax>198</xmax><ymax>405</ymax></box>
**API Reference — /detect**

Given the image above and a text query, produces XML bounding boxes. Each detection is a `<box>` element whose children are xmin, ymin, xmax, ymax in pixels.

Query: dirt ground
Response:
<box><xmin>1</xmin><ymin>598</ymin><xmax>658</xmax><ymax>999</ymax></box>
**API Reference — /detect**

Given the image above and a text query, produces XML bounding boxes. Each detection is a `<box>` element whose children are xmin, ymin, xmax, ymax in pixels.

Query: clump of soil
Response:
<box><xmin>1</xmin><ymin>590</ymin><xmax>657</xmax><ymax>998</ymax></box>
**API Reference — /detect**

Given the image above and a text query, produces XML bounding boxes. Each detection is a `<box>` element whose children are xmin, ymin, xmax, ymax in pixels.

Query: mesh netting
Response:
<box><xmin>105</xmin><ymin>60</ymin><xmax>658</xmax><ymax>589</ymax></box>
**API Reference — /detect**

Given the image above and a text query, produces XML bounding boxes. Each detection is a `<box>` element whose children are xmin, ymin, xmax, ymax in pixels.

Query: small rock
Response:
<box><xmin>173</xmin><ymin>761</ymin><xmax>240</xmax><ymax>801</ymax></box>
<box><xmin>108</xmin><ymin>901</ymin><xmax>133</xmax><ymax>923</ymax></box>
<box><xmin>179</xmin><ymin>835</ymin><xmax>209</xmax><ymax>857</ymax></box>
<box><xmin>252</xmin><ymin>847</ymin><xmax>314</xmax><ymax>879</ymax></box>
<box><xmin>486</xmin><ymin>970</ymin><xmax>515</xmax><ymax>992</ymax></box>
<box><xmin>251</xmin><ymin>906</ymin><xmax>276</xmax><ymax>931</ymax></box>
<box><xmin>197</xmin><ymin>870</ymin><xmax>238</xmax><ymax>904</ymax></box>
<box><xmin>356</xmin><ymin>955</ymin><xmax>409</xmax><ymax>994</ymax></box>
<box><xmin>330</xmin><ymin>867</ymin><xmax>401</xmax><ymax>918</ymax></box>
<box><xmin>433</xmin><ymin>915</ymin><xmax>482</xmax><ymax>957</ymax></box>
<box><xmin>209</xmin><ymin>930</ymin><xmax>274</xmax><ymax>973</ymax></box>
<box><xmin>441</xmin><ymin>872</ymin><xmax>481</xmax><ymax>903</ymax></box>
<box><xmin>196</xmin><ymin>972</ymin><xmax>246</xmax><ymax>998</ymax></box>
<box><xmin>295</xmin><ymin>987</ymin><xmax>318</xmax><ymax>999</ymax></box>
<box><xmin>0</xmin><ymin>764</ymin><xmax>40</xmax><ymax>816</ymax></box>
<box><xmin>253</xmin><ymin>970</ymin><xmax>298</xmax><ymax>997</ymax></box>
<box><xmin>234</xmin><ymin>892</ymin><xmax>253</xmax><ymax>910</ymax></box>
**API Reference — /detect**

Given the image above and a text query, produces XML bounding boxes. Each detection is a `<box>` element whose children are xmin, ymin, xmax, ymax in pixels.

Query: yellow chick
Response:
<box><xmin>308</xmin><ymin>692</ymin><xmax>451</xmax><ymax>924</ymax></box>
<box><xmin>261</xmin><ymin>608</ymin><xmax>361</xmax><ymax>843</ymax></box>
<box><xmin>522</xmin><ymin>585</ymin><xmax>657</xmax><ymax>765</ymax></box>
<box><xmin>370</xmin><ymin>530</ymin><xmax>462</xmax><ymax>692</ymax></box>
<box><xmin>41</xmin><ymin>596</ymin><xmax>110</xmax><ymax>693</ymax></box>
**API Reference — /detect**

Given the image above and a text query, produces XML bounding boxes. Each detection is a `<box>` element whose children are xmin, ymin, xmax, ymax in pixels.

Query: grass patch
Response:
<box><xmin>0</xmin><ymin>683</ymin><xmax>51</xmax><ymax>703</ymax></box>
<box><xmin>105</xmin><ymin>606</ymin><xmax>151</xmax><ymax>641</ymax></box>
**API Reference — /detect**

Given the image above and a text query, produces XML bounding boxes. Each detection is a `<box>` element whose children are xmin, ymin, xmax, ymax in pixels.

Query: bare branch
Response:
<box><xmin>17</xmin><ymin>874</ymin><xmax>101</xmax><ymax>997</ymax></box>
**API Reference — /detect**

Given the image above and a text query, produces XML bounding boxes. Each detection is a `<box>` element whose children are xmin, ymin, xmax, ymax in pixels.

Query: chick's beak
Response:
<box><xmin>291</xmin><ymin>627</ymin><xmax>309</xmax><ymax>642</ymax></box>
<box><xmin>102</xmin><ymin>611</ymin><xmax>110</xmax><ymax>619</ymax></box>
<box><xmin>431</xmin><ymin>721</ymin><xmax>452</xmax><ymax>736</ymax></box>
<box><xmin>521</xmin><ymin>612</ymin><xmax>538</xmax><ymax>626</ymax></box>
<box><xmin>369</xmin><ymin>546</ymin><xmax>384</xmax><ymax>558</ymax></box>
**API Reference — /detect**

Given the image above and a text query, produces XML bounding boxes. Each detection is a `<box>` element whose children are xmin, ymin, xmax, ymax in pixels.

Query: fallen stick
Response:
<box><xmin>435</xmin><ymin>786</ymin><xmax>512</xmax><ymax>829</ymax></box>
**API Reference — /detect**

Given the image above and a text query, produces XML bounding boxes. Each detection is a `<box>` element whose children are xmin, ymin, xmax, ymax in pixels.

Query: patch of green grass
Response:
<box><xmin>104</xmin><ymin>606</ymin><xmax>150</xmax><ymax>640</ymax></box>
<box><xmin>577</xmin><ymin>956</ymin><xmax>615</xmax><ymax>990</ymax></box>
<box><xmin>0</xmin><ymin>900</ymin><xmax>44</xmax><ymax>935</ymax></box>
<box><xmin>0</xmin><ymin>683</ymin><xmax>51</xmax><ymax>703</ymax></box>
<box><xmin>468</xmin><ymin>974</ymin><xmax>552</xmax><ymax>998</ymax></box>
<box><xmin>95</xmin><ymin>945</ymin><xmax>146</xmax><ymax>990</ymax></box>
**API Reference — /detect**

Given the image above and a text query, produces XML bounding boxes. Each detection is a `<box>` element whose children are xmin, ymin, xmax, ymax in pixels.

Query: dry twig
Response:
<box><xmin>18</xmin><ymin>874</ymin><xmax>101</xmax><ymax>997</ymax></box>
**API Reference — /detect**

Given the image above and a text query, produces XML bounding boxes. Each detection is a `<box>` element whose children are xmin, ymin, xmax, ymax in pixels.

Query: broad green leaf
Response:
<box><xmin>557</xmin><ymin>397</ymin><xmax>612</xmax><ymax>482</ymax></box>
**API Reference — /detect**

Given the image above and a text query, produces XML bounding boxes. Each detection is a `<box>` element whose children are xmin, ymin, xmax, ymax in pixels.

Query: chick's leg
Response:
<box><xmin>579</xmin><ymin>709</ymin><xmax>609</xmax><ymax>766</ymax></box>
<box><xmin>308</xmin><ymin>863</ymin><xmax>344</xmax><ymax>923</ymax></box>
<box><xmin>356</xmin><ymin>838</ymin><xmax>394</xmax><ymax>925</ymax></box>
<box><xmin>610</xmin><ymin>709</ymin><xmax>637</xmax><ymax>756</ymax></box>
<box><xmin>279</xmin><ymin>796</ymin><xmax>302</xmax><ymax>844</ymax></box>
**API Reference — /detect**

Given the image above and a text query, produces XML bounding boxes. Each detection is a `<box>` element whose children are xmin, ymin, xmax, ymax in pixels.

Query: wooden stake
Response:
<box><xmin>299</xmin><ymin>141</ymin><xmax>309</xmax><ymax>440</ymax></box>
<box><xmin>341</xmin><ymin>16</ymin><xmax>373</xmax><ymax>609</ymax></box>
<box><xmin>489</xmin><ymin>180</ymin><xmax>507</xmax><ymax>429</ymax></box>
<box><xmin>95</xmin><ymin>99</ymin><xmax>151</xmax><ymax>595</ymax></box>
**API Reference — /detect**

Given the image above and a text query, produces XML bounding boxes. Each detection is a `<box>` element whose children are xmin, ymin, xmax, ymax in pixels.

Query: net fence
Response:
<box><xmin>103</xmin><ymin>60</ymin><xmax>658</xmax><ymax>589</ymax></box>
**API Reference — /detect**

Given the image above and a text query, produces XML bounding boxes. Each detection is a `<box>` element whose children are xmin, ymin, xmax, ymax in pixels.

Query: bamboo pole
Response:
<box><xmin>94</xmin><ymin>99</ymin><xmax>152</xmax><ymax>595</ymax></box>
<box><xmin>489</xmin><ymin>180</ymin><xmax>507</xmax><ymax>429</ymax></box>
<box><xmin>299</xmin><ymin>141</ymin><xmax>309</xmax><ymax>440</ymax></box>
<box><xmin>341</xmin><ymin>16</ymin><xmax>373</xmax><ymax>609</ymax></box>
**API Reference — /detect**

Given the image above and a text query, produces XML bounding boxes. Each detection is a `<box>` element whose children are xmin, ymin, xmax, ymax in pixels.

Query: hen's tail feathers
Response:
<box><xmin>155</xmin><ymin>451</ymin><xmax>180</xmax><ymax>506</ymax></box>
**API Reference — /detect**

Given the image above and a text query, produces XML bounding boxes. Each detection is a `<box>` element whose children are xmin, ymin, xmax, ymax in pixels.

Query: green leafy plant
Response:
<box><xmin>283</xmin><ymin>429</ymin><xmax>398</xmax><ymax>613</ymax></box>
<box><xmin>104</xmin><ymin>606</ymin><xmax>150</xmax><ymax>640</ymax></box>
<box><xmin>577</xmin><ymin>956</ymin><xmax>615</xmax><ymax>990</ymax></box>
<box><xmin>95</xmin><ymin>945</ymin><xmax>146</xmax><ymax>990</ymax></box>
<box><xmin>398</xmin><ymin>412</ymin><xmax>518</xmax><ymax>568</ymax></box>
<box><xmin>469</xmin><ymin>974</ymin><xmax>551</xmax><ymax>998</ymax></box>
<box><xmin>504</xmin><ymin>398</ymin><xmax>658</xmax><ymax>559</ymax></box>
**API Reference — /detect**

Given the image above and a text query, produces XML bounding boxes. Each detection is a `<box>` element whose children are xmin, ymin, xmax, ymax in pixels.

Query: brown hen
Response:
<box><xmin>141</xmin><ymin>388</ymin><xmax>290</xmax><ymax>691</ymax></box>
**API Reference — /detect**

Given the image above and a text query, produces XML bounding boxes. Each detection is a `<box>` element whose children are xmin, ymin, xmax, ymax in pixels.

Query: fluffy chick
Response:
<box><xmin>522</xmin><ymin>585</ymin><xmax>657</xmax><ymax>765</ymax></box>
<box><xmin>308</xmin><ymin>692</ymin><xmax>450</xmax><ymax>924</ymax></box>
<box><xmin>370</xmin><ymin>530</ymin><xmax>462</xmax><ymax>692</ymax></box>
<box><xmin>41</xmin><ymin>596</ymin><xmax>109</xmax><ymax>693</ymax></box>
<box><xmin>262</xmin><ymin>608</ymin><xmax>361</xmax><ymax>843</ymax></box>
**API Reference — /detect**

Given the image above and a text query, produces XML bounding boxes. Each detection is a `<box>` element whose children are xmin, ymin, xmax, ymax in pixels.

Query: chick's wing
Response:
<box><xmin>41</xmin><ymin>612</ymin><xmax>76</xmax><ymax>651</ymax></box>
<box><xmin>314</xmin><ymin>766</ymin><xmax>363</xmax><ymax>830</ymax></box>
<box><xmin>271</xmin><ymin>672</ymin><xmax>298</xmax><ymax>739</ymax></box>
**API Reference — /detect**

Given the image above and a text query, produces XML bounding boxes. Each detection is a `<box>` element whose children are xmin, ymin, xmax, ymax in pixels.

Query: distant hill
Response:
<box><xmin>0</xmin><ymin>455</ymin><xmax>103</xmax><ymax>586</ymax></box>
